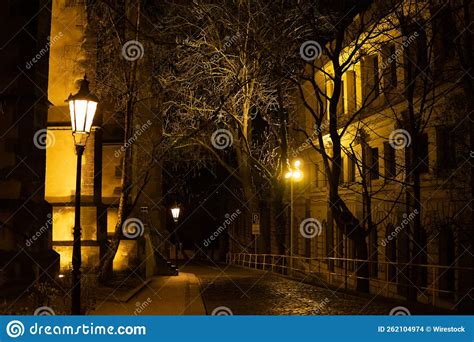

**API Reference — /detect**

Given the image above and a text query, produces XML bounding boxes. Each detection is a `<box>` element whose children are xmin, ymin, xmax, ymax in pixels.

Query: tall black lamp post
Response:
<box><xmin>170</xmin><ymin>205</ymin><xmax>181</xmax><ymax>266</ymax></box>
<box><xmin>66</xmin><ymin>75</ymin><xmax>98</xmax><ymax>315</ymax></box>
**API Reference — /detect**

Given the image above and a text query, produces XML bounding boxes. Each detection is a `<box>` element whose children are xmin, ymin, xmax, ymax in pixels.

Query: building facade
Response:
<box><xmin>289</xmin><ymin>2</ymin><xmax>473</xmax><ymax>310</ymax></box>
<box><xmin>228</xmin><ymin>0</ymin><xmax>473</xmax><ymax>311</ymax></box>
<box><xmin>45</xmin><ymin>0</ymin><xmax>166</xmax><ymax>275</ymax></box>
<box><xmin>0</xmin><ymin>0</ymin><xmax>57</xmax><ymax>285</ymax></box>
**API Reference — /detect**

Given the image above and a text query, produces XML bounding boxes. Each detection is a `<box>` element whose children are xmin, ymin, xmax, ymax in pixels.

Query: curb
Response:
<box><xmin>113</xmin><ymin>278</ymin><xmax>153</xmax><ymax>303</ymax></box>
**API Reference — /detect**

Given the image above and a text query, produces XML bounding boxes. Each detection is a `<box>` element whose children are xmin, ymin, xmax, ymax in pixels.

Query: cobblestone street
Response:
<box><xmin>182</xmin><ymin>262</ymin><xmax>446</xmax><ymax>315</ymax></box>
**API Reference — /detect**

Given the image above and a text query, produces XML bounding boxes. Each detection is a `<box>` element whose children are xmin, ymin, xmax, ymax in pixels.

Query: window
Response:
<box><xmin>384</xmin><ymin>142</ymin><xmax>396</xmax><ymax>178</ymax></box>
<box><xmin>362</xmin><ymin>54</ymin><xmax>380</xmax><ymax>104</ymax></box>
<box><xmin>347</xmin><ymin>153</ymin><xmax>356</xmax><ymax>182</ymax></box>
<box><xmin>418</xmin><ymin>133</ymin><xmax>429</xmax><ymax>174</ymax></box>
<box><xmin>438</xmin><ymin>226</ymin><xmax>455</xmax><ymax>297</ymax></box>
<box><xmin>436</xmin><ymin>127</ymin><xmax>457</xmax><ymax>170</ymax></box>
<box><xmin>370</xmin><ymin>147</ymin><xmax>379</xmax><ymax>180</ymax></box>
<box><xmin>405</xmin><ymin>25</ymin><xmax>428</xmax><ymax>89</ymax></box>
<box><xmin>369</xmin><ymin>227</ymin><xmax>378</xmax><ymax>277</ymax></box>
<box><xmin>382</xmin><ymin>44</ymin><xmax>398</xmax><ymax>90</ymax></box>
<box><xmin>345</xmin><ymin>70</ymin><xmax>357</xmax><ymax>113</ymax></box>
<box><xmin>372</xmin><ymin>56</ymin><xmax>380</xmax><ymax>98</ymax></box>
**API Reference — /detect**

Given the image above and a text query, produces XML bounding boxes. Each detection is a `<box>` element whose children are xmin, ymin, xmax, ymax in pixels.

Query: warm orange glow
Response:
<box><xmin>285</xmin><ymin>159</ymin><xmax>304</xmax><ymax>181</ymax></box>
<box><xmin>68</xmin><ymin>99</ymin><xmax>97</xmax><ymax>134</ymax></box>
<box><xmin>293</xmin><ymin>170</ymin><xmax>303</xmax><ymax>180</ymax></box>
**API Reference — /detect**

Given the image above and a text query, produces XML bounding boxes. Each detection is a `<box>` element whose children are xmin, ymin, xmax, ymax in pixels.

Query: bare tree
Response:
<box><xmin>288</xmin><ymin>0</ymin><xmax>402</xmax><ymax>292</ymax></box>
<box><xmin>85</xmin><ymin>0</ymin><xmax>178</xmax><ymax>282</ymax></box>
<box><xmin>158</xmin><ymin>0</ymin><xmax>301</xmax><ymax>253</ymax></box>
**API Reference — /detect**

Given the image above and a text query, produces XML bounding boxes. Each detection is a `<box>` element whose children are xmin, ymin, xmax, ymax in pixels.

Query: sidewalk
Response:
<box><xmin>91</xmin><ymin>272</ymin><xmax>206</xmax><ymax>315</ymax></box>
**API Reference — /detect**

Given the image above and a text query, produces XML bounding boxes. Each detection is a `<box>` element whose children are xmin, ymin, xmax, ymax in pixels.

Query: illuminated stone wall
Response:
<box><xmin>45</xmin><ymin>0</ymin><xmax>130</xmax><ymax>272</ymax></box>
<box><xmin>46</xmin><ymin>0</ymin><xmax>165</xmax><ymax>275</ymax></box>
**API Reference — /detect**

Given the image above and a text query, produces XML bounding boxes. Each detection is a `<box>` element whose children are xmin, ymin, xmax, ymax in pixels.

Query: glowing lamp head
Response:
<box><xmin>67</xmin><ymin>75</ymin><xmax>99</xmax><ymax>146</ymax></box>
<box><xmin>285</xmin><ymin>159</ymin><xmax>304</xmax><ymax>181</ymax></box>
<box><xmin>171</xmin><ymin>206</ymin><xmax>181</xmax><ymax>223</ymax></box>
<box><xmin>292</xmin><ymin>170</ymin><xmax>303</xmax><ymax>180</ymax></box>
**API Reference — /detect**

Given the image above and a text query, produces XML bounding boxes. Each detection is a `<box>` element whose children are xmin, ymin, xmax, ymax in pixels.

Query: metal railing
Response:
<box><xmin>227</xmin><ymin>252</ymin><xmax>474</xmax><ymax>308</ymax></box>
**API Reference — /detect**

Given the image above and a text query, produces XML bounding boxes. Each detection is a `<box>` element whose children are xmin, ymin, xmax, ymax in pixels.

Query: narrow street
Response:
<box><xmin>182</xmin><ymin>262</ymin><xmax>446</xmax><ymax>315</ymax></box>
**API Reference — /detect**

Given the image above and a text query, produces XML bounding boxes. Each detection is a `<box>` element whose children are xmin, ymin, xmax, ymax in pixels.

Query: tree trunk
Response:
<box><xmin>330</xmin><ymin>193</ymin><xmax>370</xmax><ymax>293</ymax></box>
<box><xmin>98</xmin><ymin>97</ymin><xmax>134</xmax><ymax>283</ymax></box>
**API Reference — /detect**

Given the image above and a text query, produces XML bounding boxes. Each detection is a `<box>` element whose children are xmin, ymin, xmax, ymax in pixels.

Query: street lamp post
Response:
<box><xmin>285</xmin><ymin>159</ymin><xmax>303</xmax><ymax>276</ymax></box>
<box><xmin>66</xmin><ymin>75</ymin><xmax>98</xmax><ymax>315</ymax></box>
<box><xmin>170</xmin><ymin>205</ymin><xmax>181</xmax><ymax>267</ymax></box>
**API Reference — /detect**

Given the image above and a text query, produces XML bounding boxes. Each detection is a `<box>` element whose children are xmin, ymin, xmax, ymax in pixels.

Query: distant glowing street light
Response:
<box><xmin>170</xmin><ymin>204</ymin><xmax>181</xmax><ymax>267</ymax></box>
<box><xmin>285</xmin><ymin>159</ymin><xmax>303</xmax><ymax>181</ymax></box>
<box><xmin>170</xmin><ymin>206</ymin><xmax>181</xmax><ymax>223</ymax></box>
<box><xmin>285</xmin><ymin>159</ymin><xmax>304</xmax><ymax>275</ymax></box>
<box><xmin>67</xmin><ymin>75</ymin><xmax>98</xmax><ymax>315</ymax></box>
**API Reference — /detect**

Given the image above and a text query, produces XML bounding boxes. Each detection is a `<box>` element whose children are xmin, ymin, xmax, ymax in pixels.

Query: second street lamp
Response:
<box><xmin>170</xmin><ymin>205</ymin><xmax>181</xmax><ymax>267</ymax></box>
<box><xmin>170</xmin><ymin>206</ymin><xmax>180</xmax><ymax>223</ymax></box>
<box><xmin>67</xmin><ymin>75</ymin><xmax>99</xmax><ymax>315</ymax></box>
<box><xmin>285</xmin><ymin>159</ymin><xmax>303</xmax><ymax>276</ymax></box>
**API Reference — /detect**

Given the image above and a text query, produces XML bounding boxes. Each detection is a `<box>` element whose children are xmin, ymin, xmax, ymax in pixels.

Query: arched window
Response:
<box><xmin>438</xmin><ymin>225</ymin><xmax>455</xmax><ymax>298</ymax></box>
